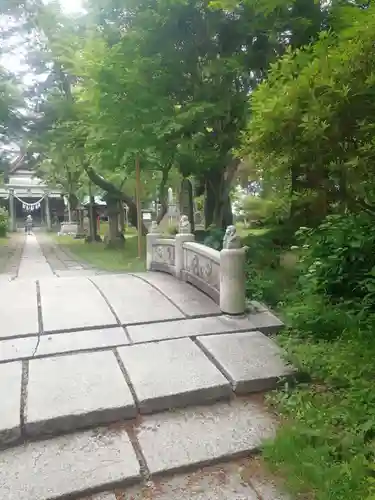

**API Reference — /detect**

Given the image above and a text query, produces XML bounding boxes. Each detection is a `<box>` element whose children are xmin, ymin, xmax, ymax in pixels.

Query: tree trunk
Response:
<box><xmin>156</xmin><ymin>166</ymin><xmax>170</xmax><ymax>224</ymax></box>
<box><xmin>204</xmin><ymin>168</ymin><xmax>234</xmax><ymax>230</ymax></box>
<box><xmin>104</xmin><ymin>196</ymin><xmax>124</xmax><ymax>248</ymax></box>
<box><xmin>118</xmin><ymin>201</ymin><xmax>125</xmax><ymax>233</ymax></box>
<box><xmin>179</xmin><ymin>178</ymin><xmax>195</xmax><ymax>232</ymax></box>
<box><xmin>86</xmin><ymin>195</ymin><xmax>101</xmax><ymax>242</ymax></box>
<box><xmin>85</xmin><ymin>166</ymin><xmax>148</xmax><ymax>234</ymax></box>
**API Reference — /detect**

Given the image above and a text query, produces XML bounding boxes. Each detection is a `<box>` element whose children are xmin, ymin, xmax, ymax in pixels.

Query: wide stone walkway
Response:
<box><xmin>0</xmin><ymin>232</ymin><xmax>291</xmax><ymax>499</ymax></box>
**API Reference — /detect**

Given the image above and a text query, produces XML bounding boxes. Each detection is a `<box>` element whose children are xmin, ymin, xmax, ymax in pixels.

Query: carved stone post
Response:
<box><xmin>220</xmin><ymin>225</ymin><xmax>247</xmax><ymax>315</ymax></box>
<box><xmin>146</xmin><ymin>221</ymin><xmax>161</xmax><ymax>270</ymax></box>
<box><xmin>175</xmin><ymin>215</ymin><xmax>195</xmax><ymax>280</ymax></box>
<box><xmin>8</xmin><ymin>189</ymin><xmax>16</xmax><ymax>232</ymax></box>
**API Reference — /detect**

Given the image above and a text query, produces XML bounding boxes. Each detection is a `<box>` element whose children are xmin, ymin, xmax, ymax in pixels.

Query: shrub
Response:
<box><xmin>203</xmin><ymin>225</ymin><xmax>225</xmax><ymax>250</ymax></box>
<box><xmin>294</xmin><ymin>214</ymin><xmax>375</xmax><ymax>309</ymax></box>
<box><xmin>0</xmin><ymin>208</ymin><xmax>9</xmax><ymax>237</ymax></box>
<box><xmin>240</xmin><ymin>196</ymin><xmax>289</xmax><ymax>225</ymax></box>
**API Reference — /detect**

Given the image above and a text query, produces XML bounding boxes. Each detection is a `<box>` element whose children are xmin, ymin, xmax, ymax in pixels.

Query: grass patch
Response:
<box><xmin>246</xmin><ymin>221</ymin><xmax>375</xmax><ymax>500</ymax></box>
<box><xmin>264</xmin><ymin>328</ymin><xmax>375</xmax><ymax>500</ymax></box>
<box><xmin>56</xmin><ymin>233</ymin><xmax>146</xmax><ymax>272</ymax></box>
<box><xmin>242</xmin><ymin>224</ymin><xmax>298</xmax><ymax>307</ymax></box>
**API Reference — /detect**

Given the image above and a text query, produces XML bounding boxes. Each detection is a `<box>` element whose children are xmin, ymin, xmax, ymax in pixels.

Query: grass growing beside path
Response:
<box><xmin>246</xmin><ymin>226</ymin><xmax>374</xmax><ymax>500</ymax></box>
<box><xmin>55</xmin><ymin>233</ymin><xmax>146</xmax><ymax>272</ymax></box>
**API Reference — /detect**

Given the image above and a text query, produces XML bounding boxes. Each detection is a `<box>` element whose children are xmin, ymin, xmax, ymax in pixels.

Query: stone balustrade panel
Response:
<box><xmin>150</xmin><ymin>238</ymin><xmax>176</xmax><ymax>275</ymax></box>
<box><xmin>181</xmin><ymin>242</ymin><xmax>220</xmax><ymax>304</ymax></box>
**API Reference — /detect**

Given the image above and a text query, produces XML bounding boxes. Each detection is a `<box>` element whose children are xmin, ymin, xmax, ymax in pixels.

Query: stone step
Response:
<box><xmin>0</xmin><ymin>332</ymin><xmax>293</xmax><ymax>449</ymax></box>
<box><xmin>0</xmin><ymin>397</ymin><xmax>276</xmax><ymax>500</ymax></box>
<box><xmin>0</xmin><ymin>273</ymin><xmax>284</xmax><ymax>343</ymax></box>
<box><xmin>86</xmin><ymin>456</ymin><xmax>290</xmax><ymax>500</ymax></box>
<box><xmin>0</xmin><ymin>312</ymin><xmax>283</xmax><ymax>364</ymax></box>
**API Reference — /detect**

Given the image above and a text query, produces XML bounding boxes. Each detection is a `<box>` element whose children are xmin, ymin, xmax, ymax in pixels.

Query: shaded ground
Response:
<box><xmin>0</xmin><ymin>233</ymin><xmax>25</xmax><ymax>277</ymax></box>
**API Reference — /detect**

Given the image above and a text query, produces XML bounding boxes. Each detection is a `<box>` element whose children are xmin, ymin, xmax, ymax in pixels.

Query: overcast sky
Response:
<box><xmin>2</xmin><ymin>0</ymin><xmax>85</xmax><ymax>80</ymax></box>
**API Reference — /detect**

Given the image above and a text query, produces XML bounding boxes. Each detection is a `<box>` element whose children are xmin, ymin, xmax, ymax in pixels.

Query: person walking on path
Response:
<box><xmin>25</xmin><ymin>214</ymin><xmax>33</xmax><ymax>235</ymax></box>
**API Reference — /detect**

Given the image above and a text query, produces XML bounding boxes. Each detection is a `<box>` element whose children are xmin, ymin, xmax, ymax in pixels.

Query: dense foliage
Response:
<box><xmin>2</xmin><ymin>0</ymin><xmax>375</xmax><ymax>498</ymax></box>
<box><xmin>239</xmin><ymin>5</ymin><xmax>375</xmax><ymax>500</ymax></box>
<box><xmin>0</xmin><ymin>208</ymin><xmax>9</xmax><ymax>237</ymax></box>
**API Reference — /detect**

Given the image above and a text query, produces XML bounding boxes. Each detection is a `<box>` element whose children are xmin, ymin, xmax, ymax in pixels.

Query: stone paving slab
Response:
<box><xmin>91</xmin><ymin>274</ymin><xmax>185</xmax><ymax>324</ymax></box>
<box><xmin>55</xmin><ymin>269</ymin><xmax>100</xmax><ymax>277</ymax></box>
<box><xmin>0</xmin><ymin>327</ymin><xmax>129</xmax><ymax>363</ymax></box>
<box><xmin>0</xmin><ymin>280</ymin><xmax>38</xmax><ymax>338</ymax></box>
<box><xmin>127</xmin><ymin>315</ymin><xmax>257</xmax><ymax>344</ymax></box>
<box><xmin>135</xmin><ymin>272</ymin><xmax>221</xmax><ymax>317</ymax></box>
<box><xmin>197</xmin><ymin>332</ymin><xmax>294</xmax><ymax>394</ymax></box>
<box><xmin>247</xmin><ymin>311</ymin><xmax>284</xmax><ymax>335</ymax></box>
<box><xmin>85</xmin><ymin>493</ymin><xmax>116</xmax><ymax>500</ymax></box>
<box><xmin>118</xmin><ymin>338</ymin><xmax>231</xmax><ymax>413</ymax></box>
<box><xmin>0</xmin><ymin>427</ymin><xmax>141</xmax><ymax>500</ymax></box>
<box><xmin>121</xmin><ymin>456</ymin><xmax>290</xmax><ymax>500</ymax></box>
<box><xmin>136</xmin><ymin>397</ymin><xmax>276</xmax><ymax>475</ymax></box>
<box><xmin>0</xmin><ymin>362</ymin><xmax>22</xmax><ymax>446</ymax></box>
<box><xmin>26</xmin><ymin>351</ymin><xmax>136</xmax><ymax>436</ymax></box>
<box><xmin>0</xmin><ymin>336</ymin><xmax>36</xmax><ymax>362</ymax></box>
<box><xmin>122</xmin><ymin>459</ymin><xmax>260</xmax><ymax>499</ymax></box>
<box><xmin>37</xmin><ymin>327</ymin><xmax>129</xmax><ymax>357</ymax></box>
<box><xmin>39</xmin><ymin>277</ymin><xmax>117</xmax><ymax>332</ymax></box>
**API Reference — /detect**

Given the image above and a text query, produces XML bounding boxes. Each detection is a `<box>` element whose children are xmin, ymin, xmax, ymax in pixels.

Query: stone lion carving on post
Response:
<box><xmin>179</xmin><ymin>214</ymin><xmax>191</xmax><ymax>234</ymax></box>
<box><xmin>223</xmin><ymin>225</ymin><xmax>241</xmax><ymax>249</ymax></box>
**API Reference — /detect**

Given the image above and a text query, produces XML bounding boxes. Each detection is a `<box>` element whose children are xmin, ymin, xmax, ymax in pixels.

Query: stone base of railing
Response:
<box><xmin>147</xmin><ymin>226</ymin><xmax>247</xmax><ymax>316</ymax></box>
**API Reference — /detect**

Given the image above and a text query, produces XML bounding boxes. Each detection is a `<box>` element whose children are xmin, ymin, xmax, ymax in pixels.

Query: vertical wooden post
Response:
<box><xmin>88</xmin><ymin>181</ymin><xmax>95</xmax><ymax>242</ymax></box>
<box><xmin>135</xmin><ymin>154</ymin><xmax>142</xmax><ymax>258</ymax></box>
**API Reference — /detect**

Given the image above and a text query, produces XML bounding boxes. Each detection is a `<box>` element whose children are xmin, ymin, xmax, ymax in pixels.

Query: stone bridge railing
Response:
<box><xmin>146</xmin><ymin>218</ymin><xmax>247</xmax><ymax>315</ymax></box>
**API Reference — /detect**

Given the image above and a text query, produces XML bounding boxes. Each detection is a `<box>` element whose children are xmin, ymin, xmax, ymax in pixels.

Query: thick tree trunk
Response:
<box><xmin>85</xmin><ymin>166</ymin><xmax>147</xmax><ymax>234</ymax></box>
<box><xmin>156</xmin><ymin>166</ymin><xmax>170</xmax><ymax>224</ymax></box>
<box><xmin>204</xmin><ymin>164</ymin><xmax>237</xmax><ymax>230</ymax></box>
<box><xmin>179</xmin><ymin>178</ymin><xmax>195</xmax><ymax>232</ymax></box>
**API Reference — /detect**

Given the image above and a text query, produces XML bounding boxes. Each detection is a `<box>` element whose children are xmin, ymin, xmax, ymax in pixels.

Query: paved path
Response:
<box><xmin>0</xmin><ymin>232</ymin><xmax>291</xmax><ymax>500</ymax></box>
<box><xmin>18</xmin><ymin>234</ymin><xmax>53</xmax><ymax>279</ymax></box>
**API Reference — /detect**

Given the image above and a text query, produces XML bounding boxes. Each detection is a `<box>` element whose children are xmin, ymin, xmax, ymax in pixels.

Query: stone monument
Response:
<box><xmin>179</xmin><ymin>178</ymin><xmax>194</xmax><ymax>233</ymax></box>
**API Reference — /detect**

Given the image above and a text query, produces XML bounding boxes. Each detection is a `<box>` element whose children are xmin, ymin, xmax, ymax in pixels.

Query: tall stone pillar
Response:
<box><xmin>45</xmin><ymin>194</ymin><xmax>52</xmax><ymax>231</ymax></box>
<box><xmin>8</xmin><ymin>189</ymin><xmax>16</xmax><ymax>232</ymax></box>
<box><xmin>146</xmin><ymin>221</ymin><xmax>161</xmax><ymax>271</ymax></box>
<box><xmin>219</xmin><ymin>225</ymin><xmax>247</xmax><ymax>315</ymax></box>
<box><xmin>175</xmin><ymin>215</ymin><xmax>195</xmax><ymax>279</ymax></box>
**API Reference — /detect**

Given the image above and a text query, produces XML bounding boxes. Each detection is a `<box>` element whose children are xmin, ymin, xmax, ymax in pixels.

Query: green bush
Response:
<box><xmin>294</xmin><ymin>214</ymin><xmax>375</xmax><ymax>308</ymax></box>
<box><xmin>0</xmin><ymin>208</ymin><xmax>9</xmax><ymax>237</ymax></box>
<box><xmin>260</xmin><ymin>214</ymin><xmax>375</xmax><ymax>500</ymax></box>
<box><xmin>203</xmin><ymin>225</ymin><xmax>225</xmax><ymax>251</ymax></box>
<box><xmin>243</xmin><ymin>226</ymin><xmax>298</xmax><ymax>307</ymax></box>
<box><xmin>240</xmin><ymin>195</ymin><xmax>289</xmax><ymax>225</ymax></box>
